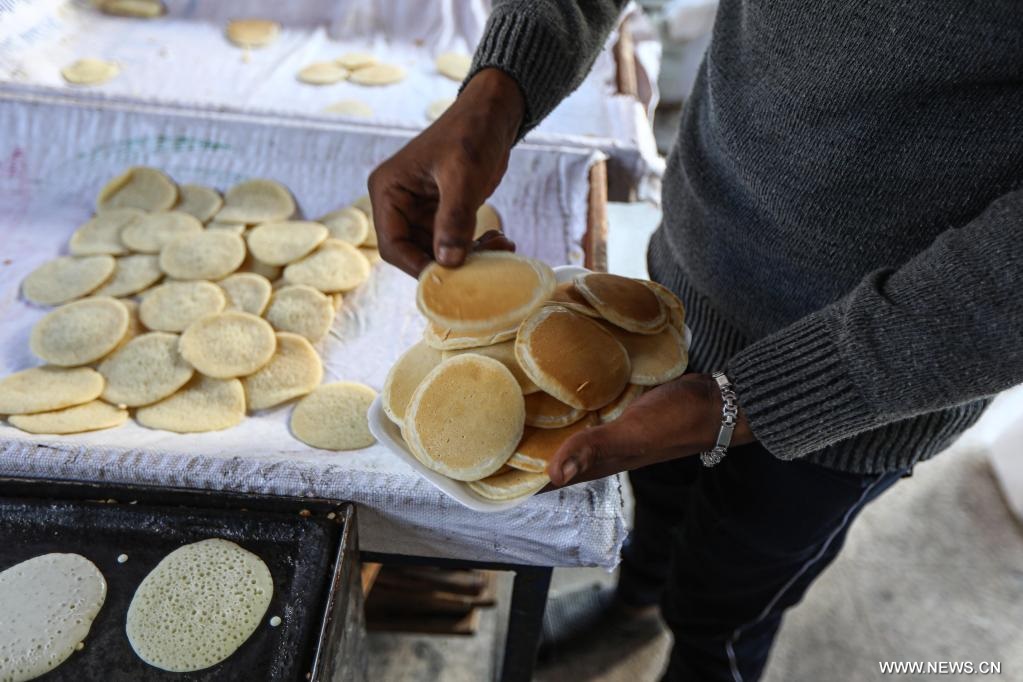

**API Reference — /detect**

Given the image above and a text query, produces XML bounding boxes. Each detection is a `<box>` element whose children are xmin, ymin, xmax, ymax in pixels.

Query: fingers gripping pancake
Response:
<box><xmin>507</xmin><ymin>414</ymin><xmax>598</xmax><ymax>473</ymax></box>
<box><xmin>515</xmin><ymin>305</ymin><xmax>630</xmax><ymax>411</ymax></box>
<box><xmin>404</xmin><ymin>355</ymin><xmax>524</xmax><ymax>481</ymax></box>
<box><xmin>574</xmin><ymin>273</ymin><xmax>667</xmax><ymax>334</ymax></box>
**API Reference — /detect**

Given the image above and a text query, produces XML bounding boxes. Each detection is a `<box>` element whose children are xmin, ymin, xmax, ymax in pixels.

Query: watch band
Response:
<box><xmin>700</xmin><ymin>371</ymin><xmax>738</xmax><ymax>467</ymax></box>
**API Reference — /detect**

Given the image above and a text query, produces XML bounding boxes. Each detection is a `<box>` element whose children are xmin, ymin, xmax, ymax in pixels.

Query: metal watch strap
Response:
<box><xmin>700</xmin><ymin>371</ymin><xmax>738</xmax><ymax>467</ymax></box>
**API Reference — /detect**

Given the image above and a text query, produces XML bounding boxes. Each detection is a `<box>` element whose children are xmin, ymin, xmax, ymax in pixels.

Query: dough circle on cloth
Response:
<box><xmin>30</xmin><ymin>297</ymin><xmax>129</xmax><ymax>367</ymax></box>
<box><xmin>8</xmin><ymin>400</ymin><xmax>128</xmax><ymax>434</ymax></box>
<box><xmin>336</xmin><ymin>52</ymin><xmax>376</xmax><ymax>70</ymax></box>
<box><xmin>215</xmin><ymin>179</ymin><xmax>295</xmax><ymax>225</ymax></box>
<box><xmin>159</xmin><ymin>230</ymin><xmax>246</xmax><ymax>280</ymax></box>
<box><xmin>435</xmin><ymin>52</ymin><xmax>472</xmax><ymax>81</ymax></box>
<box><xmin>242</xmin><ymin>332</ymin><xmax>323</xmax><ymax>411</ymax></box>
<box><xmin>22</xmin><ymin>255</ymin><xmax>115</xmax><ymax>306</ymax></box>
<box><xmin>225</xmin><ymin>18</ymin><xmax>280</xmax><ymax>48</ymax></box>
<box><xmin>264</xmin><ymin>285</ymin><xmax>334</xmax><ymax>343</ymax></box>
<box><xmin>174</xmin><ymin>184</ymin><xmax>223</xmax><ymax>223</ymax></box>
<box><xmin>0</xmin><ymin>366</ymin><xmax>104</xmax><ymax>415</ymax></box>
<box><xmin>246</xmin><ymin>221</ymin><xmax>328</xmax><ymax>266</ymax></box>
<box><xmin>178</xmin><ymin>311</ymin><xmax>277</xmax><ymax>378</ymax></box>
<box><xmin>121</xmin><ymin>211</ymin><xmax>204</xmax><ymax>253</ymax></box>
<box><xmin>403</xmin><ymin>355</ymin><xmax>524</xmax><ymax>481</ymax></box>
<box><xmin>135</xmin><ymin>376</ymin><xmax>246</xmax><ymax>432</ymax></box>
<box><xmin>61</xmin><ymin>57</ymin><xmax>120</xmax><ymax>85</ymax></box>
<box><xmin>349</xmin><ymin>63</ymin><xmax>406</xmax><ymax>86</ymax></box>
<box><xmin>98</xmin><ymin>332</ymin><xmax>194</xmax><ymax>407</ymax></box>
<box><xmin>297</xmin><ymin>62</ymin><xmax>349</xmax><ymax>84</ymax></box>
<box><xmin>69</xmin><ymin>208</ymin><xmax>142</xmax><ymax>256</ymax></box>
<box><xmin>290</xmin><ymin>382</ymin><xmax>377</xmax><ymax>450</ymax></box>
<box><xmin>282</xmin><ymin>239</ymin><xmax>370</xmax><ymax>292</ymax></box>
<box><xmin>139</xmin><ymin>280</ymin><xmax>226</xmax><ymax>332</ymax></box>
<box><xmin>92</xmin><ymin>254</ymin><xmax>163</xmax><ymax>298</ymax></box>
<box><xmin>125</xmin><ymin>539</ymin><xmax>272</xmax><ymax>672</ymax></box>
<box><xmin>317</xmin><ymin>207</ymin><xmax>370</xmax><ymax>245</ymax></box>
<box><xmin>323</xmin><ymin>100</ymin><xmax>373</xmax><ymax>117</ymax></box>
<box><xmin>219</xmin><ymin>272</ymin><xmax>272</xmax><ymax>316</ymax></box>
<box><xmin>97</xmin><ymin>166</ymin><xmax>178</xmax><ymax>212</ymax></box>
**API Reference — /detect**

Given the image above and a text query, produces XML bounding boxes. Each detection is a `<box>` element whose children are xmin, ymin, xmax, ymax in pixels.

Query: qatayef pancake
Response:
<box><xmin>598</xmin><ymin>384</ymin><xmax>646</xmax><ymax>423</ymax></box>
<box><xmin>382</xmin><ymin>341</ymin><xmax>444</xmax><ymax>427</ymax></box>
<box><xmin>0</xmin><ymin>554</ymin><xmax>107</xmax><ymax>682</ymax></box>
<box><xmin>547</xmin><ymin>281</ymin><xmax>600</xmax><ymax>318</ymax></box>
<box><xmin>643</xmin><ymin>279</ymin><xmax>686</xmax><ymax>334</ymax></box>
<box><xmin>507</xmin><ymin>414</ymin><xmax>598</xmax><ymax>474</ymax></box>
<box><xmin>443</xmin><ymin>339</ymin><xmax>539</xmax><ymax>394</ymax></box>
<box><xmin>422</xmin><ymin>320</ymin><xmax>518</xmax><ymax>351</ymax></box>
<box><xmin>601</xmin><ymin>323</ymin><xmax>689</xmax><ymax>386</ymax></box>
<box><xmin>468</xmin><ymin>468</ymin><xmax>550</xmax><ymax>501</ymax></box>
<box><xmin>416</xmin><ymin>252</ymin><xmax>555</xmax><ymax>333</ymax></box>
<box><xmin>515</xmin><ymin>305</ymin><xmax>630</xmax><ymax>411</ymax></box>
<box><xmin>523</xmin><ymin>390</ymin><xmax>588</xmax><ymax>429</ymax></box>
<box><xmin>403</xmin><ymin>355</ymin><xmax>524</xmax><ymax>481</ymax></box>
<box><xmin>574</xmin><ymin>273</ymin><xmax>667</xmax><ymax>334</ymax></box>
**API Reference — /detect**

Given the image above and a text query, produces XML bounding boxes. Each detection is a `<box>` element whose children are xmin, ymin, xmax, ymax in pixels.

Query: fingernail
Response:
<box><xmin>437</xmin><ymin>245</ymin><xmax>464</xmax><ymax>265</ymax></box>
<box><xmin>561</xmin><ymin>459</ymin><xmax>578</xmax><ymax>483</ymax></box>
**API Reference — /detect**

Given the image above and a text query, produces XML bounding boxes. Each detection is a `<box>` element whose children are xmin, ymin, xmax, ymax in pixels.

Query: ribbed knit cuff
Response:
<box><xmin>465</xmin><ymin>8</ymin><xmax>582</xmax><ymax>137</ymax></box>
<box><xmin>725</xmin><ymin>311</ymin><xmax>878</xmax><ymax>461</ymax></box>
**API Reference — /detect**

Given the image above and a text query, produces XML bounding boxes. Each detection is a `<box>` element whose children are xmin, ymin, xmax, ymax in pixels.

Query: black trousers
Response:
<box><xmin>618</xmin><ymin>441</ymin><xmax>907</xmax><ymax>681</ymax></box>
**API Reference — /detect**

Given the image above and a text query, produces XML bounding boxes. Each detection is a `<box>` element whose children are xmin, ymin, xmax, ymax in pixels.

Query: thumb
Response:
<box><xmin>433</xmin><ymin>164</ymin><xmax>484</xmax><ymax>267</ymax></box>
<box><xmin>547</xmin><ymin>420</ymin><xmax>636</xmax><ymax>487</ymax></box>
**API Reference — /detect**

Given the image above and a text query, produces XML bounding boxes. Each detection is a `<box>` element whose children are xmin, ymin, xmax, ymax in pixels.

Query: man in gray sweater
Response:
<box><xmin>369</xmin><ymin>1</ymin><xmax>1023</xmax><ymax>679</ymax></box>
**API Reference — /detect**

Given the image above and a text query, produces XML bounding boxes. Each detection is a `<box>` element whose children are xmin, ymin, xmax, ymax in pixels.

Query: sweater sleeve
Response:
<box><xmin>466</xmin><ymin>0</ymin><xmax>629</xmax><ymax>135</ymax></box>
<box><xmin>726</xmin><ymin>188</ymin><xmax>1023</xmax><ymax>460</ymax></box>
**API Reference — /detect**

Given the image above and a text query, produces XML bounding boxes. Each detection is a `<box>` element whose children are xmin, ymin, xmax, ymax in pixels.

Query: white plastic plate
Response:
<box><xmin>367</xmin><ymin>265</ymin><xmax>692</xmax><ymax>512</ymax></box>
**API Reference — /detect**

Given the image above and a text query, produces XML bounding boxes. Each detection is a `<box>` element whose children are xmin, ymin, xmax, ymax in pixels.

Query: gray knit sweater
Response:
<box><xmin>470</xmin><ymin>1</ymin><xmax>1023</xmax><ymax>473</ymax></box>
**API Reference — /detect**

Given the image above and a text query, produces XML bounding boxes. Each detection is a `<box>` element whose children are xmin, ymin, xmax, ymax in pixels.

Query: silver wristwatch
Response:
<box><xmin>700</xmin><ymin>371</ymin><xmax>739</xmax><ymax>467</ymax></box>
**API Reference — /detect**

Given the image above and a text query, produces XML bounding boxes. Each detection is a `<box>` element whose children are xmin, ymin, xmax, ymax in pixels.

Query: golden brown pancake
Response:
<box><xmin>601</xmin><ymin>323</ymin><xmax>689</xmax><ymax>386</ymax></box>
<box><xmin>507</xmin><ymin>414</ymin><xmax>599</xmax><ymax>473</ymax></box>
<box><xmin>574</xmin><ymin>273</ymin><xmax>667</xmax><ymax>334</ymax></box>
<box><xmin>523</xmin><ymin>391</ymin><xmax>589</xmax><ymax>429</ymax></box>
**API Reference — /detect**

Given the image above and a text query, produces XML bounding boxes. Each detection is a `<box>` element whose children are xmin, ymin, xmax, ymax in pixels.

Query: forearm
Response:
<box><xmin>727</xmin><ymin>188</ymin><xmax>1023</xmax><ymax>459</ymax></box>
<box><xmin>467</xmin><ymin>0</ymin><xmax>628</xmax><ymax>136</ymax></box>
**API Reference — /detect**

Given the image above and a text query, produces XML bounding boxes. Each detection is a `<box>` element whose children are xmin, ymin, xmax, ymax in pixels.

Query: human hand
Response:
<box><xmin>546</xmin><ymin>374</ymin><xmax>755</xmax><ymax>487</ymax></box>
<box><xmin>367</xmin><ymin>68</ymin><xmax>525</xmax><ymax>277</ymax></box>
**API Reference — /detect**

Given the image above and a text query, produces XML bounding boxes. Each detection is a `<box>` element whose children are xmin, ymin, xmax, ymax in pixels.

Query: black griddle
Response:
<box><xmin>0</xmin><ymin>477</ymin><xmax>366</xmax><ymax>682</ymax></box>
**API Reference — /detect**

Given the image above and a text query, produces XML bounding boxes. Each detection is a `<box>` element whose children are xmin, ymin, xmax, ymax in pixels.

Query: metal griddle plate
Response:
<box><xmin>0</xmin><ymin>477</ymin><xmax>363</xmax><ymax>682</ymax></box>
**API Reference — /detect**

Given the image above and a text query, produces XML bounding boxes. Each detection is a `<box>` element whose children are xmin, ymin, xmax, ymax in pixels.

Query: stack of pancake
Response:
<box><xmin>383</xmin><ymin>252</ymin><xmax>688</xmax><ymax>501</ymax></box>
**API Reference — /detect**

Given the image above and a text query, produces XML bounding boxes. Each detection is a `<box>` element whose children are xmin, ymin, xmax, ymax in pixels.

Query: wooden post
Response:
<box><xmin>584</xmin><ymin>160</ymin><xmax>609</xmax><ymax>272</ymax></box>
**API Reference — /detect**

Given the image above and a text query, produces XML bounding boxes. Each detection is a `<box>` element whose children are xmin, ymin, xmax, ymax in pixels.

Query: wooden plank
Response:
<box><xmin>584</xmin><ymin>160</ymin><xmax>609</xmax><ymax>272</ymax></box>
<box><xmin>613</xmin><ymin>21</ymin><xmax>639</xmax><ymax>98</ymax></box>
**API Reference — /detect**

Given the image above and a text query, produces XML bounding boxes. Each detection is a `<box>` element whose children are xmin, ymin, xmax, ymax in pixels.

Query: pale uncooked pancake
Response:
<box><xmin>69</xmin><ymin>208</ymin><xmax>142</xmax><ymax>255</ymax></box>
<box><xmin>336</xmin><ymin>52</ymin><xmax>376</xmax><ymax>70</ymax></box>
<box><xmin>644</xmin><ymin>280</ymin><xmax>686</xmax><ymax>334</ymax></box>
<box><xmin>97</xmin><ymin>166</ymin><xmax>177</xmax><ymax>212</ymax></box>
<box><xmin>178</xmin><ymin>311</ymin><xmax>277</xmax><ymax>378</ymax></box>
<box><xmin>174</xmin><ymin>185</ymin><xmax>223</xmax><ymax>223</ymax></box>
<box><xmin>8</xmin><ymin>400</ymin><xmax>128</xmax><ymax>434</ymax></box>
<box><xmin>139</xmin><ymin>280</ymin><xmax>226</xmax><ymax>332</ymax></box>
<box><xmin>435</xmin><ymin>52</ymin><xmax>472</xmax><ymax>81</ymax></box>
<box><xmin>116</xmin><ymin>298</ymin><xmax>144</xmax><ymax>347</ymax></box>
<box><xmin>324</xmin><ymin>99</ymin><xmax>374</xmax><ymax>117</ymax></box>
<box><xmin>242</xmin><ymin>332</ymin><xmax>323</xmax><ymax>411</ymax></box>
<box><xmin>298</xmin><ymin>62</ymin><xmax>349</xmax><ymax>84</ymax></box>
<box><xmin>382</xmin><ymin>341</ymin><xmax>444</xmax><ymax>427</ymax></box>
<box><xmin>516</xmin><ymin>305</ymin><xmax>630</xmax><ymax>411</ymax></box>
<box><xmin>0</xmin><ymin>366</ymin><xmax>104</xmax><ymax>415</ymax></box>
<box><xmin>330</xmin><ymin>292</ymin><xmax>344</xmax><ymax>311</ymax></box>
<box><xmin>443</xmin><ymin>340</ymin><xmax>539</xmax><ymax>394</ymax></box>
<box><xmin>135</xmin><ymin>376</ymin><xmax>245</xmax><ymax>432</ymax></box>
<box><xmin>126</xmin><ymin>539</ymin><xmax>272</xmax><ymax>672</ymax></box>
<box><xmin>159</xmin><ymin>230</ymin><xmax>245</xmax><ymax>280</ymax></box>
<box><xmin>99</xmin><ymin>332</ymin><xmax>194</xmax><ymax>407</ymax></box>
<box><xmin>30</xmin><ymin>297</ymin><xmax>129</xmax><ymax>367</ymax></box>
<box><xmin>467</xmin><ymin>468</ymin><xmax>549</xmax><ymax>501</ymax></box>
<box><xmin>121</xmin><ymin>211</ymin><xmax>204</xmax><ymax>253</ymax></box>
<box><xmin>351</xmin><ymin>194</ymin><xmax>376</xmax><ymax>236</ymax></box>
<box><xmin>421</xmin><ymin>320</ymin><xmax>518</xmax><ymax>350</ymax></box>
<box><xmin>282</xmin><ymin>239</ymin><xmax>370</xmax><ymax>292</ymax></box>
<box><xmin>574</xmin><ymin>273</ymin><xmax>667</xmax><ymax>334</ymax></box>
<box><xmin>404</xmin><ymin>355</ymin><xmax>524</xmax><ymax>481</ymax></box>
<box><xmin>426</xmin><ymin>97</ymin><xmax>455</xmax><ymax>121</ymax></box>
<box><xmin>507</xmin><ymin>414</ymin><xmax>598</xmax><ymax>473</ymax></box>
<box><xmin>92</xmin><ymin>254</ymin><xmax>163</xmax><ymax>297</ymax></box>
<box><xmin>22</xmin><ymin>255</ymin><xmax>115</xmax><ymax>306</ymax></box>
<box><xmin>602</xmin><ymin>323</ymin><xmax>688</xmax><ymax>386</ymax></box>
<box><xmin>0</xmin><ymin>554</ymin><xmax>106</xmax><ymax>682</ymax></box>
<box><xmin>206</xmin><ymin>221</ymin><xmax>246</xmax><ymax>234</ymax></box>
<box><xmin>98</xmin><ymin>0</ymin><xmax>165</xmax><ymax>18</ymax></box>
<box><xmin>523</xmin><ymin>391</ymin><xmax>588</xmax><ymax>429</ymax></box>
<box><xmin>317</xmin><ymin>207</ymin><xmax>370</xmax><ymax>245</ymax></box>
<box><xmin>264</xmin><ymin>285</ymin><xmax>334</xmax><ymax>343</ymax></box>
<box><xmin>417</xmin><ymin>252</ymin><xmax>555</xmax><ymax>333</ymax></box>
<box><xmin>290</xmin><ymin>382</ymin><xmax>377</xmax><ymax>450</ymax></box>
<box><xmin>219</xmin><ymin>272</ymin><xmax>272</xmax><ymax>315</ymax></box>
<box><xmin>242</xmin><ymin>255</ymin><xmax>282</xmax><ymax>281</ymax></box>
<box><xmin>598</xmin><ymin>383</ymin><xmax>645</xmax><ymax>423</ymax></box>
<box><xmin>61</xmin><ymin>57</ymin><xmax>119</xmax><ymax>85</ymax></box>
<box><xmin>473</xmin><ymin>203</ymin><xmax>502</xmax><ymax>239</ymax></box>
<box><xmin>225</xmin><ymin>18</ymin><xmax>280</xmax><ymax>48</ymax></box>
<box><xmin>349</xmin><ymin>63</ymin><xmax>406</xmax><ymax>86</ymax></box>
<box><xmin>547</xmin><ymin>281</ymin><xmax>599</xmax><ymax>317</ymax></box>
<box><xmin>216</xmin><ymin>179</ymin><xmax>295</xmax><ymax>224</ymax></box>
<box><xmin>247</xmin><ymin>221</ymin><xmax>328</xmax><ymax>266</ymax></box>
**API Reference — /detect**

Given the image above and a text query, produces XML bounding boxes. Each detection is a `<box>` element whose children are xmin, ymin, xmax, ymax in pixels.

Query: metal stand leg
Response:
<box><xmin>499</xmin><ymin>566</ymin><xmax>553</xmax><ymax>682</ymax></box>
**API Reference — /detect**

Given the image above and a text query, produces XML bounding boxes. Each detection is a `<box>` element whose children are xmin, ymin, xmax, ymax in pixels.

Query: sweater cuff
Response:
<box><xmin>466</xmin><ymin>9</ymin><xmax>581</xmax><ymax>136</ymax></box>
<box><xmin>725</xmin><ymin>311</ymin><xmax>877</xmax><ymax>460</ymax></box>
